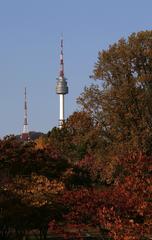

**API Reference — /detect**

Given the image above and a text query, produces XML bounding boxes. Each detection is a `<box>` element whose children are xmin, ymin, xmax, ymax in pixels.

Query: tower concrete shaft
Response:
<box><xmin>21</xmin><ymin>87</ymin><xmax>30</xmax><ymax>141</ymax></box>
<box><xmin>56</xmin><ymin>37</ymin><xmax>68</xmax><ymax>128</ymax></box>
<box><xmin>59</xmin><ymin>94</ymin><xmax>64</xmax><ymax>123</ymax></box>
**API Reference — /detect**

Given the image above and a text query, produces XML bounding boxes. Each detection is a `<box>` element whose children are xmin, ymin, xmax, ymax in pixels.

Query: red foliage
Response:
<box><xmin>97</xmin><ymin>153</ymin><xmax>152</xmax><ymax>240</ymax></box>
<box><xmin>49</xmin><ymin>153</ymin><xmax>151</xmax><ymax>239</ymax></box>
<box><xmin>76</xmin><ymin>154</ymin><xmax>103</xmax><ymax>182</ymax></box>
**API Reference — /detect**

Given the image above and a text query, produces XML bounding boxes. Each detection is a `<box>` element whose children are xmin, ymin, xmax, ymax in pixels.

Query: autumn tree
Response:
<box><xmin>97</xmin><ymin>153</ymin><xmax>152</xmax><ymax>240</ymax></box>
<box><xmin>0</xmin><ymin>174</ymin><xmax>65</xmax><ymax>239</ymax></box>
<box><xmin>0</xmin><ymin>135</ymin><xmax>69</xmax><ymax>180</ymax></box>
<box><xmin>47</xmin><ymin>111</ymin><xmax>98</xmax><ymax>162</ymax></box>
<box><xmin>78</xmin><ymin>30</ymin><xmax>152</xmax><ymax>154</ymax></box>
<box><xmin>51</xmin><ymin>153</ymin><xmax>151</xmax><ymax>240</ymax></box>
<box><xmin>0</xmin><ymin>135</ymin><xmax>37</xmax><ymax>177</ymax></box>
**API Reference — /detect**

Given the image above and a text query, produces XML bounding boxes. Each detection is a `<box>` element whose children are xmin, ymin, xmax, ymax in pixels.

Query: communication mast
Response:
<box><xmin>56</xmin><ymin>37</ymin><xmax>69</xmax><ymax>128</ymax></box>
<box><xmin>21</xmin><ymin>87</ymin><xmax>30</xmax><ymax>141</ymax></box>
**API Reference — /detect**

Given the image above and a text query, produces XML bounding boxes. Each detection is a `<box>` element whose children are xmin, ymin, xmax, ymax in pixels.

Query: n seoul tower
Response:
<box><xmin>21</xmin><ymin>87</ymin><xmax>30</xmax><ymax>141</ymax></box>
<box><xmin>56</xmin><ymin>37</ymin><xmax>69</xmax><ymax>128</ymax></box>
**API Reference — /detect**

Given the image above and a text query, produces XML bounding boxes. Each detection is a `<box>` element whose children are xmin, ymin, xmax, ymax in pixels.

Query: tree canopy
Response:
<box><xmin>78</xmin><ymin>30</ymin><xmax>152</xmax><ymax>154</ymax></box>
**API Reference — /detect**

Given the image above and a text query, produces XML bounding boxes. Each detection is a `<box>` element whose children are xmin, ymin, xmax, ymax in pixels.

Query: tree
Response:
<box><xmin>1</xmin><ymin>174</ymin><xmax>65</xmax><ymax>240</ymax></box>
<box><xmin>55</xmin><ymin>153</ymin><xmax>151</xmax><ymax>240</ymax></box>
<box><xmin>47</xmin><ymin>112</ymin><xmax>97</xmax><ymax>163</ymax></box>
<box><xmin>0</xmin><ymin>135</ymin><xmax>69</xmax><ymax>180</ymax></box>
<box><xmin>97</xmin><ymin>153</ymin><xmax>152</xmax><ymax>240</ymax></box>
<box><xmin>78</xmin><ymin>31</ymin><xmax>152</xmax><ymax>154</ymax></box>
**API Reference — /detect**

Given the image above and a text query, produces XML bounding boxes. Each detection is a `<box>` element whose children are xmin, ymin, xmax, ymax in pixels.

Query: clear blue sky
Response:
<box><xmin>0</xmin><ymin>0</ymin><xmax>151</xmax><ymax>137</ymax></box>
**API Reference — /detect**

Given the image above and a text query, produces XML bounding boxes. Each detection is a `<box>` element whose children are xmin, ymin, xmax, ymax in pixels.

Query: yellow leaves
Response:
<box><xmin>123</xmin><ymin>236</ymin><xmax>137</xmax><ymax>240</ymax></box>
<box><xmin>5</xmin><ymin>174</ymin><xmax>65</xmax><ymax>207</ymax></box>
<box><xmin>35</xmin><ymin>136</ymin><xmax>47</xmax><ymax>150</ymax></box>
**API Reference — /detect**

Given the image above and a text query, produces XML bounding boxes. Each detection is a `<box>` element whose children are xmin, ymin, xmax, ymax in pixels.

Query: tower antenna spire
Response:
<box><xmin>56</xmin><ymin>36</ymin><xmax>69</xmax><ymax>128</ymax></box>
<box><xmin>60</xmin><ymin>34</ymin><xmax>64</xmax><ymax>78</ymax></box>
<box><xmin>21</xmin><ymin>87</ymin><xmax>30</xmax><ymax>141</ymax></box>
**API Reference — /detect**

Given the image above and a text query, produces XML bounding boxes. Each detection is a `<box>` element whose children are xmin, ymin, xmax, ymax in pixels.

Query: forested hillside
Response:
<box><xmin>0</xmin><ymin>30</ymin><xmax>152</xmax><ymax>240</ymax></box>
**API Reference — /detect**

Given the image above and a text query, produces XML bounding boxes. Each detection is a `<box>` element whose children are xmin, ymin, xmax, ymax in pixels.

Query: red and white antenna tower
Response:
<box><xmin>21</xmin><ymin>87</ymin><xmax>30</xmax><ymax>141</ymax></box>
<box><xmin>60</xmin><ymin>37</ymin><xmax>64</xmax><ymax>78</ymax></box>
